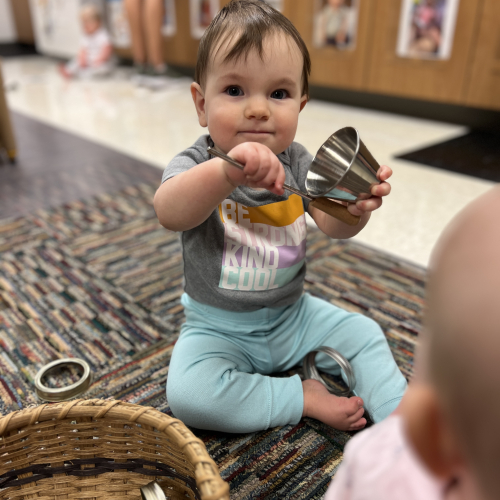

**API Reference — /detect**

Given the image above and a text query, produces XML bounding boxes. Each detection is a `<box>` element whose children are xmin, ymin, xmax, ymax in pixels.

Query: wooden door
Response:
<box><xmin>365</xmin><ymin>0</ymin><xmax>481</xmax><ymax>104</ymax></box>
<box><xmin>287</xmin><ymin>0</ymin><xmax>376</xmax><ymax>90</ymax></box>
<box><xmin>464</xmin><ymin>0</ymin><xmax>500</xmax><ymax>110</ymax></box>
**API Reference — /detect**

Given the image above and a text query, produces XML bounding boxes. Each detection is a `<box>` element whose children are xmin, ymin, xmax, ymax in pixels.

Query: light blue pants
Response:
<box><xmin>167</xmin><ymin>293</ymin><xmax>407</xmax><ymax>433</ymax></box>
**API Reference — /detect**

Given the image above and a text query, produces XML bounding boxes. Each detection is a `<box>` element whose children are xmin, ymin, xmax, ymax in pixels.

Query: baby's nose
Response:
<box><xmin>244</xmin><ymin>97</ymin><xmax>270</xmax><ymax>120</ymax></box>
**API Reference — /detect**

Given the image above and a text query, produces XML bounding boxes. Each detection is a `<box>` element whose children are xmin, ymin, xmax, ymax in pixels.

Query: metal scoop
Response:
<box><xmin>207</xmin><ymin>147</ymin><xmax>361</xmax><ymax>226</ymax></box>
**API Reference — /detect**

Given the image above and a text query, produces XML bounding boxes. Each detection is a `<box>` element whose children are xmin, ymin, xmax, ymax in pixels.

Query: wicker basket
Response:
<box><xmin>0</xmin><ymin>399</ymin><xmax>229</xmax><ymax>500</ymax></box>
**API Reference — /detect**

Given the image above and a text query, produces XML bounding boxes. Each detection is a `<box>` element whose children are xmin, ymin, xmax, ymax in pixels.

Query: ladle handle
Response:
<box><xmin>309</xmin><ymin>197</ymin><xmax>360</xmax><ymax>226</ymax></box>
<box><xmin>207</xmin><ymin>146</ymin><xmax>360</xmax><ymax>226</ymax></box>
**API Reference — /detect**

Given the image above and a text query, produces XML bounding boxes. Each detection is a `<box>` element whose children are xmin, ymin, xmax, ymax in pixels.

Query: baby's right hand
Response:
<box><xmin>223</xmin><ymin>142</ymin><xmax>286</xmax><ymax>196</ymax></box>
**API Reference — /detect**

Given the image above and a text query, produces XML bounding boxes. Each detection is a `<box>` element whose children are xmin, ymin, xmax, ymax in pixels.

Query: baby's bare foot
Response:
<box><xmin>302</xmin><ymin>379</ymin><xmax>367</xmax><ymax>431</ymax></box>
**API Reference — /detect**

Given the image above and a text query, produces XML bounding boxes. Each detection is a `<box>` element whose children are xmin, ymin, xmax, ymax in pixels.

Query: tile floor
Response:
<box><xmin>2</xmin><ymin>56</ymin><xmax>495</xmax><ymax>266</ymax></box>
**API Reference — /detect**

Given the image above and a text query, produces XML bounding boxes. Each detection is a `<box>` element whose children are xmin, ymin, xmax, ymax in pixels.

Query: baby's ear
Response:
<box><xmin>299</xmin><ymin>94</ymin><xmax>308</xmax><ymax>112</ymax></box>
<box><xmin>404</xmin><ymin>384</ymin><xmax>463</xmax><ymax>479</ymax></box>
<box><xmin>191</xmin><ymin>83</ymin><xmax>208</xmax><ymax>127</ymax></box>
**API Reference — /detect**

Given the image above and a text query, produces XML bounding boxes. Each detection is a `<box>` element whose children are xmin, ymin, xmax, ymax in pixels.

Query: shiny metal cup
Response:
<box><xmin>305</xmin><ymin>127</ymin><xmax>380</xmax><ymax>203</ymax></box>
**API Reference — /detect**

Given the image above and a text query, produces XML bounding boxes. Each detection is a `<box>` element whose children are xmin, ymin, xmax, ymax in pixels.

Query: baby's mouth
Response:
<box><xmin>238</xmin><ymin>131</ymin><xmax>274</xmax><ymax>135</ymax></box>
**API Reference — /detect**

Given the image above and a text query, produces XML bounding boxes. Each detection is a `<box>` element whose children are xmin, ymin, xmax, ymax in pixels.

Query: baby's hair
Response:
<box><xmin>195</xmin><ymin>0</ymin><xmax>311</xmax><ymax>97</ymax></box>
<box><xmin>80</xmin><ymin>3</ymin><xmax>102</xmax><ymax>22</ymax></box>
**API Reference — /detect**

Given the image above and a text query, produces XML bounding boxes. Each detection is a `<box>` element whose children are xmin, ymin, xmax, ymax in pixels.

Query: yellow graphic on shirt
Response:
<box><xmin>218</xmin><ymin>194</ymin><xmax>307</xmax><ymax>291</ymax></box>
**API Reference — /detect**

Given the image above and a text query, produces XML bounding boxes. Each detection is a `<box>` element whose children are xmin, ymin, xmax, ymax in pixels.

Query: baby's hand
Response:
<box><xmin>224</xmin><ymin>142</ymin><xmax>286</xmax><ymax>196</ymax></box>
<box><xmin>347</xmin><ymin>165</ymin><xmax>392</xmax><ymax>216</ymax></box>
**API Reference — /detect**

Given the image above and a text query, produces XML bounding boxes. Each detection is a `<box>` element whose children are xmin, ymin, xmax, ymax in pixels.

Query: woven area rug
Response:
<box><xmin>0</xmin><ymin>184</ymin><xmax>425</xmax><ymax>499</ymax></box>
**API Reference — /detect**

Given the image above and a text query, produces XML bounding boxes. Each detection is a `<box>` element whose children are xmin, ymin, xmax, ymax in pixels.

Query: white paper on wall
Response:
<box><xmin>396</xmin><ymin>0</ymin><xmax>460</xmax><ymax>60</ymax></box>
<box><xmin>190</xmin><ymin>0</ymin><xmax>219</xmax><ymax>39</ymax></box>
<box><xmin>162</xmin><ymin>0</ymin><xmax>176</xmax><ymax>36</ymax></box>
<box><xmin>106</xmin><ymin>0</ymin><xmax>130</xmax><ymax>47</ymax></box>
<box><xmin>262</xmin><ymin>0</ymin><xmax>283</xmax><ymax>12</ymax></box>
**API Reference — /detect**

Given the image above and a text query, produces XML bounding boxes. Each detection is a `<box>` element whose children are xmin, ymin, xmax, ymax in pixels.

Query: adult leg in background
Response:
<box><xmin>144</xmin><ymin>0</ymin><xmax>164</xmax><ymax>70</ymax></box>
<box><xmin>124</xmin><ymin>0</ymin><xmax>146</xmax><ymax>66</ymax></box>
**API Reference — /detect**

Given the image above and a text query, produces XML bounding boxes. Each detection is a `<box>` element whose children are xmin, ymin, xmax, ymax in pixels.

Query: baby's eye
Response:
<box><xmin>226</xmin><ymin>86</ymin><xmax>243</xmax><ymax>97</ymax></box>
<box><xmin>271</xmin><ymin>89</ymin><xmax>288</xmax><ymax>100</ymax></box>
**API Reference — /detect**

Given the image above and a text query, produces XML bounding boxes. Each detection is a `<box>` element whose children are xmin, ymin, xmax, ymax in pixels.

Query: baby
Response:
<box><xmin>154</xmin><ymin>0</ymin><xmax>407</xmax><ymax>434</ymax></box>
<box><xmin>325</xmin><ymin>185</ymin><xmax>500</xmax><ymax>499</ymax></box>
<box><xmin>60</xmin><ymin>5</ymin><xmax>115</xmax><ymax>79</ymax></box>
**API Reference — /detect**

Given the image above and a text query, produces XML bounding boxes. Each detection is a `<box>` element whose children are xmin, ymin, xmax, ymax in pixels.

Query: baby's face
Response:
<box><xmin>197</xmin><ymin>34</ymin><xmax>307</xmax><ymax>155</ymax></box>
<box><xmin>82</xmin><ymin>16</ymin><xmax>100</xmax><ymax>35</ymax></box>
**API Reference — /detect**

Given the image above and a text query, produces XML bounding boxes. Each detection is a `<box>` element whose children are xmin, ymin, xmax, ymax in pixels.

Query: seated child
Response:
<box><xmin>154</xmin><ymin>0</ymin><xmax>407</xmax><ymax>434</ymax></box>
<box><xmin>60</xmin><ymin>5</ymin><xmax>115</xmax><ymax>79</ymax></box>
<box><xmin>325</xmin><ymin>185</ymin><xmax>500</xmax><ymax>499</ymax></box>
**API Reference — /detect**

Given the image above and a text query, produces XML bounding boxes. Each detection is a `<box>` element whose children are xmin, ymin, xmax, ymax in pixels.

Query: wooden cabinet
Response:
<box><xmin>464</xmin><ymin>0</ymin><xmax>500</xmax><ymax>110</ymax></box>
<box><xmin>287</xmin><ymin>0</ymin><xmax>375</xmax><ymax>91</ymax></box>
<box><xmin>162</xmin><ymin>0</ymin><xmax>200</xmax><ymax>67</ymax></box>
<box><xmin>365</xmin><ymin>0</ymin><xmax>482</xmax><ymax>104</ymax></box>
<box><xmin>9</xmin><ymin>0</ymin><xmax>34</xmax><ymax>44</ymax></box>
<box><xmin>113</xmin><ymin>0</ymin><xmax>500</xmax><ymax>111</ymax></box>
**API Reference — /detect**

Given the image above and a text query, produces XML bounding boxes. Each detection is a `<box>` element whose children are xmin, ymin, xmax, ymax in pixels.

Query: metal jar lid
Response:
<box><xmin>34</xmin><ymin>358</ymin><xmax>92</xmax><ymax>402</ymax></box>
<box><xmin>303</xmin><ymin>346</ymin><xmax>356</xmax><ymax>397</ymax></box>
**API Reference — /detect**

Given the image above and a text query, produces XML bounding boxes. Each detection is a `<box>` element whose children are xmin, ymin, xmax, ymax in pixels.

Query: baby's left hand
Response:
<box><xmin>347</xmin><ymin>165</ymin><xmax>392</xmax><ymax>216</ymax></box>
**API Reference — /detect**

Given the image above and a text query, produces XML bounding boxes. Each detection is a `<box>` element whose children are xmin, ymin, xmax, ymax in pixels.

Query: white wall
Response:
<box><xmin>0</xmin><ymin>0</ymin><xmax>17</xmax><ymax>42</ymax></box>
<box><xmin>29</xmin><ymin>0</ymin><xmax>81</xmax><ymax>58</ymax></box>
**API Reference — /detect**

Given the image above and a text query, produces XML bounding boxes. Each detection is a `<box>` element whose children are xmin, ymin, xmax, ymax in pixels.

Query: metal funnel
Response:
<box><xmin>305</xmin><ymin>127</ymin><xmax>380</xmax><ymax>202</ymax></box>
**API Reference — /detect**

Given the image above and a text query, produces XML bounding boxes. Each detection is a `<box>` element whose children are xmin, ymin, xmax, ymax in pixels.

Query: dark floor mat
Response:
<box><xmin>0</xmin><ymin>43</ymin><xmax>38</xmax><ymax>58</ymax></box>
<box><xmin>0</xmin><ymin>111</ymin><xmax>162</xmax><ymax>219</ymax></box>
<box><xmin>0</xmin><ymin>182</ymin><xmax>422</xmax><ymax>498</ymax></box>
<box><xmin>396</xmin><ymin>129</ymin><xmax>500</xmax><ymax>182</ymax></box>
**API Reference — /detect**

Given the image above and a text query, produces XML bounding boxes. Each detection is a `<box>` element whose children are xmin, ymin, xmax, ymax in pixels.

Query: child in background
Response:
<box><xmin>325</xmin><ymin>185</ymin><xmax>500</xmax><ymax>500</ymax></box>
<box><xmin>60</xmin><ymin>5</ymin><xmax>115</xmax><ymax>79</ymax></box>
<box><xmin>154</xmin><ymin>0</ymin><xmax>407</xmax><ymax>434</ymax></box>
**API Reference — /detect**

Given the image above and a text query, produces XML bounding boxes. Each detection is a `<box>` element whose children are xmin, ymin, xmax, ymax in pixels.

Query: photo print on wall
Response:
<box><xmin>396</xmin><ymin>0</ymin><xmax>461</xmax><ymax>59</ymax></box>
<box><xmin>190</xmin><ymin>0</ymin><xmax>219</xmax><ymax>39</ymax></box>
<box><xmin>313</xmin><ymin>0</ymin><xmax>359</xmax><ymax>50</ymax></box>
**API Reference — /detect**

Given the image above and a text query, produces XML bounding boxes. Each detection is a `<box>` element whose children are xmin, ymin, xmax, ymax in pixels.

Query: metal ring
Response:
<box><xmin>303</xmin><ymin>346</ymin><xmax>356</xmax><ymax>397</ymax></box>
<box><xmin>141</xmin><ymin>481</ymin><xmax>167</xmax><ymax>500</ymax></box>
<box><xmin>34</xmin><ymin>358</ymin><xmax>92</xmax><ymax>402</ymax></box>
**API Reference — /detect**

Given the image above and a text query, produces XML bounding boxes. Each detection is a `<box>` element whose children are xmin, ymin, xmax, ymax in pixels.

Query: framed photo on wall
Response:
<box><xmin>313</xmin><ymin>0</ymin><xmax>359</xmax><ymax>50</ymax></box>
<box><xmin>162</xmin><ymin>0</ymin><xmax>176</xmax><ymax>36</ymax></box>
<box><xmin>396</xmin><ymin>0</ymin><xmax>461</xmax><ymax>60</ymax></box>
<box><xmin>190</xmin><ymin>0</ymin><xmax>219</xmax><ymax>39</ymax></box>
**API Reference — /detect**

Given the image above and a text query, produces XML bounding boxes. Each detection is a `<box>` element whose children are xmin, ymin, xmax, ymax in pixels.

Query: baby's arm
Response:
<box><xmin>309</xmin><ymin>165</ymin><xmax>393</xmax><ymax>239</ymax></box>
<box><xmin>154</xmin><ymin>142</ymin><xmax>285</xmax><ymax>232</ymax></box>
<box><xmin>78</xmin><ymin>47</ymin><xmax>87</xmax><ymax>68</ymax></box>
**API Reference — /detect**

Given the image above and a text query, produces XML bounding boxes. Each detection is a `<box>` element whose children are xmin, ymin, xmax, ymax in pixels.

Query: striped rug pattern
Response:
<box><xmin>0</xmin><ymin>184</ymin><xmax>425</xmax><ymax>499</ymax></box>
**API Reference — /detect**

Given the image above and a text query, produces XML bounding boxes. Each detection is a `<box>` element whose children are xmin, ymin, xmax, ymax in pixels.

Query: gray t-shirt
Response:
<box><xmin>161</xmin><ymin>135</ymin><xmax>313</xmax><ymax>311</ymax></box>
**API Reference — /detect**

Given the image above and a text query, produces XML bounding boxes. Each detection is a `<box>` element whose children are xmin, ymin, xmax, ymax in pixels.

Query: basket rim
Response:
<box><xmin>0</xmin><ymin>398</ymin><xmax>229</xmax><ymax>500</ymax></box>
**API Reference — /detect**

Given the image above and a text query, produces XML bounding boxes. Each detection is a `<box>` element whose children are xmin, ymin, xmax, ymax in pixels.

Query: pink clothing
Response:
<box><xmin>324</xmin><ymin>415</ymin><xmax>446</xmax><ymax>500</ymax></box>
